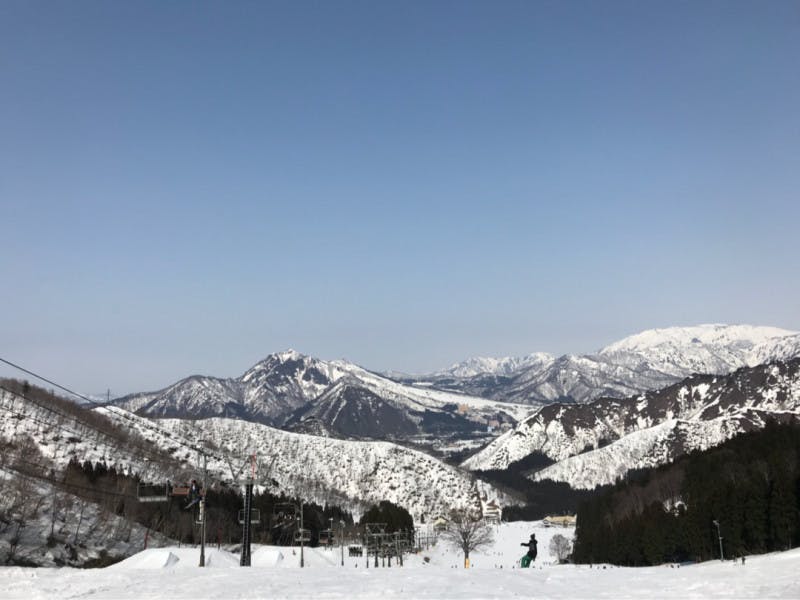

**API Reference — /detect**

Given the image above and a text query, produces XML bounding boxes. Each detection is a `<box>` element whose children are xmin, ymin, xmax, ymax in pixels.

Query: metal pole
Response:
<box><xmin>299</xmin><ymin>501</ymin><xmax>304</xmax><ymax>568</ymax></box>
<box><xmin>340</xmin><ymin>520</ymin><xmax>345</xmax><ymax>566</ymax></box>
<box><xmin>713</xmin><ymin>520</ymin><xmax>724</xmax><ymax>561</ymax></box>
<box><xmin>200</xmin><ymin>452</ymin><xmax>208</xmax><ymax>567</ymax></box>
<box><xmin>240</xmin><ymin>477</ymin><xmax>253</xmax><ymax>566</ymax></box>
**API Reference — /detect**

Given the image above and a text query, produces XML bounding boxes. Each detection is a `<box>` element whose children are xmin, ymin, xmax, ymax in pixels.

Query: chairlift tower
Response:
<box><xmin>240</xmin><ymin>477</ymin><xmax>254</xmax><ymax>566</ymax></box>
<box><xmin>238</xmin><ymin>454</ymin><xmax>259</xmax><ymax>566</ymax></box>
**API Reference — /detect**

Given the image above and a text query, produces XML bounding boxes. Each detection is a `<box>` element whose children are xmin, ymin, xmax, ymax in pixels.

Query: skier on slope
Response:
<box><xmin>520</xmin><ymin>533</ymin><xmax>537</xmax><ymax>568</ymax></box>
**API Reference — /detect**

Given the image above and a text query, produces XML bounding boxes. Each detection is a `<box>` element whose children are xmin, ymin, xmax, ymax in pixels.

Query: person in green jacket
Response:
<box><xmin>520</xmin><ymin>534</ymin><xmax>537</xmax><ymax>567</ymax></box>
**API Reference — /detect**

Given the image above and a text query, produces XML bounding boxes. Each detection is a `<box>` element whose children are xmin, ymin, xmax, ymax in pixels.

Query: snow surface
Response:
<box><xmin>2</xmin><ymin>520</ymin><xmax>798</xmax><ymax>599</ymax></box>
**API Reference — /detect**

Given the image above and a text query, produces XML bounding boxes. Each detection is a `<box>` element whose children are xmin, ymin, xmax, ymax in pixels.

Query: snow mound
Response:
<box><xmin>111</xmin><ymin>549</ymin><xmax>181</xmax><ymax>569</ymax></box>
<box><xmin>111</xmin><ymin>547</ymin><xmax>239</xmax><ymax>569</ymax></box>
<box><xmin>251</xmin><ymin>547</ymin><xmax>284</xmax><ymax>567</ymax></box>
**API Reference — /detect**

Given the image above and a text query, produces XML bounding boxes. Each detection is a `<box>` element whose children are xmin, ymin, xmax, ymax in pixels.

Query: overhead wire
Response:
<box><xmin>0</xmin><ymin>358</ymin><xmax>254</xmax><ymax>483</ymax></box>
<box><xmin>0</xmin><ymin>383</ymin><xmax>179</xmax><ymax>466</ymax></box>
<box><xmin>3</xmin><ymin>455</ymin><xmax>136</xmax><ymax>501</ymax></box>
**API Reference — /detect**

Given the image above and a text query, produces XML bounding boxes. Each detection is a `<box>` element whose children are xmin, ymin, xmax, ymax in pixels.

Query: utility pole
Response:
<box><xmin>199</xmin><ymin>451</ymin><xmax>208</xmax><ymax>567</ymax></box>
<box><xmin>713</xmin><ymin>520</ymin><xmax>724</xmax><ymax>561</ymax></box>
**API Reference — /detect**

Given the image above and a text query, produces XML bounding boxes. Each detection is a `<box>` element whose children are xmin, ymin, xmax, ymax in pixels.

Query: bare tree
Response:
<box><xmin>549</xmin><ymin>533</ymin><xmax>572</xmax><ymax>563</ymax></box>
<box><xmin>439</xmin><ymin>508</ymin><xmax>494</xmax><ymax>568</ymax></box>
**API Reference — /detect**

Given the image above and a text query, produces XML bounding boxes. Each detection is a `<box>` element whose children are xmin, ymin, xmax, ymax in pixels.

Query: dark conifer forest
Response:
<box><xmin>572</xmin><ymin>421</ymin><xmax>800</xmax><ymax>566</ymax></box>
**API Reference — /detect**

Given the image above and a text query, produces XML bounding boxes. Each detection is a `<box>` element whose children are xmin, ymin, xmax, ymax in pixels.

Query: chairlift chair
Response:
<box><xmin>136</xmin><ymin>482</ymin><xmax>170</xmax><ymax>503</ymax></box>
<box><xmin>238</xmin><ymin>508</ymin><xmax>261</xmax><ymax>525</ymax></box>
<box><xmin>294</xmin><ymin>528</ymin><xmax>311</xmax><ymax>543</ymax></box>
<box><xmin>171</xmin><ymin>485</ymin><xmax>191</xmax><ymax>497</ymax></box>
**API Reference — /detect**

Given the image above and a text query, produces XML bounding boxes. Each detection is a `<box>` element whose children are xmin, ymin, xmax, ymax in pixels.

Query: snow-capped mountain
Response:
<box><xmin>597</xmin><ymin>324</ymin><xmax>796</xmax><ymax>377</ymax></box>
<box><xmin>462</xmin><ymin>357</ymin><xmax>800</xmax><ymax>489</ymax></box>
<box><xmin>433</xmin><ymin>353</ymin><xmax>555</xmax><ymax>379</ymax></box>
<box><xmin>115</xmin><ymin>350</ymin><xmax>530</xmax><ymax>443</ymax></box>
<box><xmin>115</xmin><ymin>350</ymin><xmax>349</xmax><ymax>425</ymax></box>
<box><xmin>407</xmin><ymin>324</ymin><xmax>799</xmax><ymax>405</ymax></box>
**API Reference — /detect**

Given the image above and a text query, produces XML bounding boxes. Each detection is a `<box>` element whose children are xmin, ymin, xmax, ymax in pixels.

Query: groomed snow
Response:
<box><xmin>2</xmin><ymin>521</ymin><xmax>798</xmax><ymax>599</ymax></box>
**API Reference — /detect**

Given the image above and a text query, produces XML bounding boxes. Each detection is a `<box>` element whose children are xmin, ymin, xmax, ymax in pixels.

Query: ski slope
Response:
<box><xmin>1</xmin><ymin>521</ymin><xmax>798</xmax><ymax>599</ymax></box>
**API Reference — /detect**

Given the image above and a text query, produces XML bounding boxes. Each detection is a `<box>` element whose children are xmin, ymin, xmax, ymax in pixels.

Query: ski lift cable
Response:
<box><xmin>7</xmin><ymin>455</ymin><xmax>137</xmax><ymax>501</ymax></box>
<box><xmin>0</xmin><ymin>401</ymin><xmax>170</xmax><ymax>470</ymax></box>
<box><xmin>0</xmin><ymin>360</ymin><xmax>252</xmax><ymax>475</ymax></box>
<box><xmin>0</xmin><ymin>357</ymin><xmax>218</xmax><ymax>459</ymax></box>
<box><xmin>0</xmin><ymin>384</ymin><xmax>180</xmax><ymax>467</ymax></box>
<box><xmin>1</xmin><ymin>388</ymin><xmax>227</xmax><ymax>500</ymax></box>
<box><xmin>0</xmin><ymin>382</ymin><xmax>177</xmax><ymax>465</ymax></box>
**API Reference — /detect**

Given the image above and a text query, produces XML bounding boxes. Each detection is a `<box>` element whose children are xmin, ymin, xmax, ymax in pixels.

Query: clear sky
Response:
<box><xmin>2</xmin><ymin>1</ymin><xmax>799</xmax><ymax>395</ymax></box>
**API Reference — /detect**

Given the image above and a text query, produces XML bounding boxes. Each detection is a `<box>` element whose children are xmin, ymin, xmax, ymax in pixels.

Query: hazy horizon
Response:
<box><xmin>2</xmin><ymin>2</ymin><xmax>799</xmax><ymax>394</ymax></box>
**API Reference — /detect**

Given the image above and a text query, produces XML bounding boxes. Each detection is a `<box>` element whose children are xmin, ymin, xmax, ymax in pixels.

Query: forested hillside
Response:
<box><xmin>572</xmin><ymin>421</ymin><xmax>800</xmax><ymax>565</ymax></box>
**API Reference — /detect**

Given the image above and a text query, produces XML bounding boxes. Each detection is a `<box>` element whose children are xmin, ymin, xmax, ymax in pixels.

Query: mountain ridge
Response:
<box><xmin>405</xmin><ymin>324</ymin><xmax>800</xmax><ymax>404</ymax></box>
<box><xmin>462</xmin><ymin>357</ymin><xmax>800</xmax><ymax>489</ymax></box>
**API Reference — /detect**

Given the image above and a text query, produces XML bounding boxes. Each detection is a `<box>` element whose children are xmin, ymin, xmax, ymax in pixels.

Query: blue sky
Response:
<box><xmin>2</xmin><ymin>1</ymin><xmax>799</xmax><ymax>394</ymax></box>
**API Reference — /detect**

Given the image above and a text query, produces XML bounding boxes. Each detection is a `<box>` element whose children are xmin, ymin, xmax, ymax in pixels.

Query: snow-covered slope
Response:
<box><xmin>530</xmin><ymin>417</ymin><xmax>744</xmax><ymax>489</ymax></box>
<box><xmin>748</xmin><ymin>332</ymin><xmax>800</xmax><ymax>366</ymax></box>
<box><xmin>3</xmin><ymin>523</ymin><xmax>800</xmax><ymax>599</ymax></box>
<box><xmin>94</xmin><ymin>407</ymin><xmax>513</xmax><ymax>522</ymax></box>
<box><xmin>462</xmin><ymin>358</ymin><xmax>800</xmax><ymax>488</ymax></box>
<box><xmin>0</xmin><ymin>384</ymin><xmax>512</xmax><ymax>522</ymax></box>
<box><xmin>0</xmin><ymin>466</ymin><xmax>172</xmax><ymax>567</ymax></box>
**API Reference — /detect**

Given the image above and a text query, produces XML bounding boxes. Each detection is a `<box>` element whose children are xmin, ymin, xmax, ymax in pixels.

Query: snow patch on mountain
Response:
<box><xmin>434</xmin><ymin>353</ymin><xmax>554</xmax><ymax>378</ymax></box>
<box><xmin>530</xmin><ymin>417</ymin><xmax>743</xmax><ymax>489</ymax></box>
<box><xmin>599</xmin><ymin>324</ymin><xmax>794</xmax><ymax>355</ymax></box>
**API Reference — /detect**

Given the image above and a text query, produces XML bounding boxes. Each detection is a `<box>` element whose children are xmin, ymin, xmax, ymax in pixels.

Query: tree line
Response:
<box><xmin>572</xmin><ymin>421</ymin><xmax>800</xmax><ymax>565</ymax></box>
<box><xmin>60</xmin><ymin>458</ymin><xmax>359</xmax><ymax>547</ymax></box>
<box><xmin>475</xmin><ymin>452</ymin><xmax>605</xmax><ymax>520</ymax></box>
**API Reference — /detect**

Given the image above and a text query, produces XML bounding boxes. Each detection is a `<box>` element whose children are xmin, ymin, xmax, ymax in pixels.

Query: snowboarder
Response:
<box><xmin>520</xmin><ymin>533</ymin><xmax>537</xmax><ymax>568</ymax></box>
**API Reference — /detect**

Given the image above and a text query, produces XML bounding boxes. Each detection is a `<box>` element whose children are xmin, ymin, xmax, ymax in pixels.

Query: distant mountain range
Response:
<box><xmin>463</xmin><ymin>357</ymin><xmax>800</xmax><ymax>489</ymax></box>
<box><xmin>114</xmin><ymin>350</ymin><xmax>528</xmax><ymax>447</ymax></box>
<box><xmin>5</xmin><ymin>323</ymin><xmax>800</xmax><ymax>526</ymax></box>
<box><xmin>113</xmin><ymin>325</ymin><xmax>800</xmax><ymax>450</ymax></box>
<box><xmin>399</xmin><ymin>324</ymin><xmax>800</xmax><ymax>404</ymax></box>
